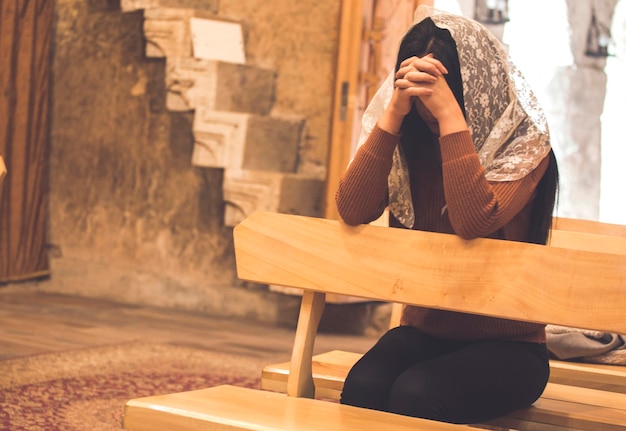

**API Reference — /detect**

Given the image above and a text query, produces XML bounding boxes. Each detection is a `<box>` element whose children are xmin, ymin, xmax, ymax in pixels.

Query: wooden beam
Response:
<box><xmin>324</xmin><ymin>0</ymin><xmax>364</xmax><ymax>220</ymax></box>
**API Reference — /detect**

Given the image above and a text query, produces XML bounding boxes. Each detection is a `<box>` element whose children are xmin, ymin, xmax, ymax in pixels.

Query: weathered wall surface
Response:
<box><xmin>41</xmin><ymin>0</ymin><xmax>341</xmax><ymax>326</ymax></box>
<box><xmin>219</xmin><ymin>1</ymin><xmax>340</xmax><ymax>176</ymax></box>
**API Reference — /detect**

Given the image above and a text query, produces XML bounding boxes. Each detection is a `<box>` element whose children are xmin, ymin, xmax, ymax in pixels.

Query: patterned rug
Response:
<box><xmin>0</xmin><ymin>343</ymin><xmax>264</xmax><ymax>431</ymax></box>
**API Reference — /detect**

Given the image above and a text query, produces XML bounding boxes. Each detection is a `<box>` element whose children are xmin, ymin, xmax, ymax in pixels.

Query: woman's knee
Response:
<box><xmin>341</xmin><ymin>368</ymin><xmax>390</xmax><ymax>410</ymax></box>
<box><xmin>387</xmin><ymin>371</ymin><xmax>453</xmax><ymax>422</ymax></box>
<box><xmin>341</xmin><ymin>325</ymin><xmax>431</xmax><ymax>408</ymax></box>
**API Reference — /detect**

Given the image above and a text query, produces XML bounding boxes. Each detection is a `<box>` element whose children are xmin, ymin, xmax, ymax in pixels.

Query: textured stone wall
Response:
<box><xmin>42</xmin><ymin>0</ymin><xmax>341</xmax><ymax>326</ymax></box>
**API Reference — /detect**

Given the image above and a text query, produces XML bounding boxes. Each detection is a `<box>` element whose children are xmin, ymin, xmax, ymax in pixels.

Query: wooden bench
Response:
<box><xmin>123</xmin><ymin>212</ymin><xmax>626</xmax><ymax>431</ymax></box>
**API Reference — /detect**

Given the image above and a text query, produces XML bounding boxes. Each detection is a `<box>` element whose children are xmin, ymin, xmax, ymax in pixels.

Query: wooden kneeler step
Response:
<box><xmin>261</xmin><ymin>350</ymin><xmax>626</xmax><ymax>399</ymax></box>
<box><xmin>122</xmin><ymin>385</ymin><xmax>469</xmax><ymax>431</ymax></box>
<box><xmin>123</xmin><ymin>384</ymin><xmax>626</xmax><ymax>431</ymax></box>
<box><xmin>485</xmin><ymin>384</ymin><xmax>626</xmax><ymax>430</ymax></box>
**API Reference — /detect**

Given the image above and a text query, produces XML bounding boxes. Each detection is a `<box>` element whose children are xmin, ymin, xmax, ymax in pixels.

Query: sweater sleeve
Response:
<box><xmin>335</xmin><ymin>125</ymin><xmax>399</xmax><ymax>226</ymax></box>
<box><xmin>439</xmin><ymin>130</ymin><xmax>549</xmax><ymax>239</ymax></box>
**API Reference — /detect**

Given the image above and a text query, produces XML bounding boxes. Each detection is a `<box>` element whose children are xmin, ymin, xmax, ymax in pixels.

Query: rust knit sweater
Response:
<box><xmin>336</xmin><ymin>125</ymin><xmax>550</xmax><ymax>343</ymax></box>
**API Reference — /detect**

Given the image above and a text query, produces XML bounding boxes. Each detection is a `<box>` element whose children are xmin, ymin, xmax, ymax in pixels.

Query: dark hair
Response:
<box><xmin>395</xmin><ymin>18</ymin><xmax>465</xmax><ymax>139</ymax></box>
<box><xmin>396</xmin><ymin>18</ymin><xmax>559</xmax><ymax>245</ymax></box>
<box><xmin>528</xmin><ymin>149</ymin><xmax>559</xmax><ymax>245</ymax></box>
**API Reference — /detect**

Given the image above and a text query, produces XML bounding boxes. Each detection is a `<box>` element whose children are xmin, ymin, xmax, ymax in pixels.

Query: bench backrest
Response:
<box><xmin>384</xmin><ymin>216</ymin><xmax>626</xmax><ymax>328</ymax></box>
<box><xmin>235</xmin><ymin>212</ymin><xmax>626</xmax><ymax>334</ymax></box>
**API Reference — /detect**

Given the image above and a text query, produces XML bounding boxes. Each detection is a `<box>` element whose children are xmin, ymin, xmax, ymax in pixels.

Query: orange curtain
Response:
<box><xmin>0</xmin><ymin>0</ymin><xmax>53</xmax><ymax>283</ymax></box>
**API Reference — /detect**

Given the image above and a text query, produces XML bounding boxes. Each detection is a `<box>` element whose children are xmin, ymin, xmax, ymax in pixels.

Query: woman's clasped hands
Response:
<box><xmin>381</xmin><ymin>54</ymin><xmax>466</xmax><ymax>137</ymax></box>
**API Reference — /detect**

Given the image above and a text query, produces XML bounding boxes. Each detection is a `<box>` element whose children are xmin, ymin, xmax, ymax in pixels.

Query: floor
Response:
<box><xmin>0</xmin><ymin>286</ymin><xmax>377</xmax><ymax>363</ymax></box>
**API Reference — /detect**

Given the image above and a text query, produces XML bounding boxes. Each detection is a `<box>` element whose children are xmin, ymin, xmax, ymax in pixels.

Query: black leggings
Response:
<box><xmin>340</xmin><ymin>326</ymin><xmax>550</xmax><ymax>424</ymax></box>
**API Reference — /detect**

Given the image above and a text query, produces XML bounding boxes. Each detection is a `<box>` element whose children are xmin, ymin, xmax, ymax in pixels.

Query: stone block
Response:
<box><xmin>121</xmin><ymin>0</ymin><xmax>160</xmax><ymax>12</ymax></box>
<box><xmin>141</xmin><ymin>7</ymin><xmax>219</xmax><ymax>58</ymax></box>
<box><xmin>143</xmin><ymin>8</ymin><xmax>195</xmax><ymax>58</ymax></box>
<box><xmin>191</xmin><ymin>110</ymin><xmax>304</xmax><ymax>174</ymax></box>
<box><xmin>158</xmin><ymin>0</ymin><xmax>218</xmax><ymax>13</ymax></box>
<box><xmin>191</xmin><ymin>109</ymin><xmax>249</xmax><ymax>169</ymax></box>
<box><xmin>215</xmin><ymin>62</ymin><xmax>276</xmax><ymax>115</ymax></box>
<box><xmin>166</xmin><ymin>58</ymin><xmax>218</xmax><ymax>111</ymax></box>
<box><xmin>121</xmin><ymin>0</ymin><xmax>218</xmax><ymax>12</ymax></box>
<box><xmin>166</xmin><ymin>60</ymin><xmax>277</xmax><ymax>113</ymax></box>
<box><xmin>278</xmin><ymin>175</ymin><xmax>324</xmax><ymax>217</ymax></box>
<box><xmin>222</xmin><ymin>170</ymin><xmax>283</xmax><ymax>227</ymax></box>
<box><xmin>222</xmin><ymin>170</ymin><xmax>324</xmax><ymax>227</ymax></box>
<box><xmin>190</xmin><ymin>18</ymin><xmax>246</xmax><ymax>64</ymax></box>
<box><xmin>242</xmin><ymin>115</ymin><xmax>304</xmax><ymax>173</ymax></box>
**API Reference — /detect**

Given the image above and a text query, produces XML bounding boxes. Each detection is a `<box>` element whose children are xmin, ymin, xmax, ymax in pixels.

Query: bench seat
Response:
<box><xmin>123</xmin><ymin>383</ymin><xmax>626</xmax><ymax>431</ymax></box>
<box><xmin>123</xmin><ymin>385</ymin><xmax>471</xmax><ymax>431</ymax></box>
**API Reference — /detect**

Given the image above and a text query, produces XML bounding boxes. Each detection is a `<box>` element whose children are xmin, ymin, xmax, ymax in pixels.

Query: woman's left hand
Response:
<box><xmin>398</xmin><ymin>55</ymin><xmax>468</xmax><ymax>136</ymax></box>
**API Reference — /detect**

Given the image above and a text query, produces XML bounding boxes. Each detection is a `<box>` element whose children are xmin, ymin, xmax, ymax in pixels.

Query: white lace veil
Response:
<box><xmin>357</xmin><ymin>5</ymin><xmax>551</xmax><ymax>228</ymax></box>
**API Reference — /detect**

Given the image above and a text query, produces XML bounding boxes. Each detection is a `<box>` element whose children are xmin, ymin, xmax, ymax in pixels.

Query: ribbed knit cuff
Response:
<box><xmin>439</xmin><ymin>130</ymin><xmax>475</xmax><ymax>162</ymax></box>
<box><xmin>365</xmin><ymin>124</ymin><xmax>400</xmax><ymax>160</ymax></box>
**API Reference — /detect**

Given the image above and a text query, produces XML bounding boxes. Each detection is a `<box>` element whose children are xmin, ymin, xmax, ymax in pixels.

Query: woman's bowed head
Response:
<box><xmin>336</xmin><ymin>6</ymin><xmax>559</xmax><ymax>425</ymax></box>
<box><xmin>380</xmin><ymin>20</ymin><xmax>467</xmax><ymax>139</ymax></box>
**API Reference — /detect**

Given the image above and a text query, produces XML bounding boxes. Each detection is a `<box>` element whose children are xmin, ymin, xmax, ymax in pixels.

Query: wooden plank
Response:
<box><xmin>123</xmin><ymin>384</ymin><xmax>626</xmax><ymax>431</ymax></box>
<box><xmin>234</xmin><ymin>212</ymin><xmax>626</xmax><ymax>334</ymax></box>
<box><xmin>539</xmin><ymin>383</ymin><xmax>626</xmax><ymax>410</ymax></box>
<box><xmin>549</xmin><ymin>361</ymin><xmax>626</xmax><ymax>394</ymax></box>
<box><xmin>488</xmin><ymin>395</ymin><xmax>626</xmax><ymax>431</ymax></box>
<box><xmin>123</xmin><ymin>385</ymin><xmax>468</xmax><ymax>431</ymax></box>
<box><xmin>549</xmin><ymin>229</ymin><xmax>626</xmax><ymax>255</ymax></box>
<box><xmin>553</xmin><ymin>218</ymin><xmax>626</xmax><ymax>238</ymax></box>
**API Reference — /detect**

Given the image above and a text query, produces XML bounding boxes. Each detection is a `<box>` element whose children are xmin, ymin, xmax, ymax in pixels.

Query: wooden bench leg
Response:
<box><xmin>287</xmin><ymin>290</ymin><xmax>325</xmax><ymax>398</ymax></box>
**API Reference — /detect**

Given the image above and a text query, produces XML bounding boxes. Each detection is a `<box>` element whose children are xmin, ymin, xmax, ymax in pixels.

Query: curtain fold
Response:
<box><xmin>0</xmin><ymin>0</ymin><xmax>53</xmax><ymax>283</ymax></box>
<box><xmin>0</xmin><ymin>157</ymin><xmax>6</xmax><ymax>184</ymax></box>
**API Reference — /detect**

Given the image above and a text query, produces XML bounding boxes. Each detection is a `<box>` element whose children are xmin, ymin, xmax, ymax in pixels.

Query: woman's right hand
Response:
<box><xmin>378</xmin><ymin>55</ymin><xmax>448</xmax><ymax>135</ymax></box>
